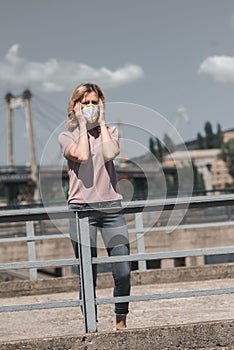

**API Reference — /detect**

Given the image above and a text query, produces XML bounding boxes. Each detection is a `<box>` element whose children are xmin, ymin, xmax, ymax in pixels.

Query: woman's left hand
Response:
<box><xmin>98</xmin><ymin>99</ymin><xmax>106</xmax><ymax>125</ymax></box>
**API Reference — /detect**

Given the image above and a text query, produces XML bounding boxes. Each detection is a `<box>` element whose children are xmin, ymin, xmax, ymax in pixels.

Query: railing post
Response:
<box><xmin>26</xmin><ymin>221</ymin><xmax>37</xmax><ymax>279</ymax></box>
<box><xmin>75</xmin><ymin>212</ymin><xmax>97</xmax><ymax>333</ymax></box>
<box><xmin>135</xmin><ymin>212</ymin><xmax>147</xmax><ymax>271</ymax></box>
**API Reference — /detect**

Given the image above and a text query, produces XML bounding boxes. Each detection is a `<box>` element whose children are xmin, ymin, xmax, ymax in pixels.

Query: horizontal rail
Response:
<box><xmin>0</xmin><ymin>300</ymin><xmax>82</xmax><ymax>313</ymax></box>
<box><xmin>2</xmin><ymin>218</ymin><xmax>234</xmax><ymax>244</ymax></box>
<box><xmin>0</xmin><ymin>258</ymin><xmax>79</xmax><ymax>271</ymax></box>
<box><xmin>1</xmin><ymin>193</ymin><xmax>234</xmax><ymax>223</ymax></box>
<box><xmin>1</xmin><ymin>246</ymin><xmax>233</xmax><ymax>271</ymax></box>
<box><xmin>144</xmin><ymin>220</ymin><xmax>234</xmax><ymax>232</ymax></box>
<box><xmin>1</xmin><ymin>220</ymin><xmax>234</xmax><ymax>244</ymax></box>
<box><xmin>96</xmin><ymin>287</ymin><xmax>234</xmax><ymax>304</ymax></box>
<box><xmin>1</xmin><ymin>287</ymin><xmax>234</xmax><ymax>313</ymax></box>
<box><xmin>0</xmin><ymin>233</ymin><xmax>70</xmax><ymax>244</ymax></box>
<box><xmin>92</xmin><ymin>246</ymin><xmax>234</xmax><ymax>264</ymax></box>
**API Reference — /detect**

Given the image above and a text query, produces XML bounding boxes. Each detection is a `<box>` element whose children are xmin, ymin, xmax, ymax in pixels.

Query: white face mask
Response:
<box><xmin>82</xmin><ymin>104</ymin><xmax>99</xmax><ymax>123</ymax></box>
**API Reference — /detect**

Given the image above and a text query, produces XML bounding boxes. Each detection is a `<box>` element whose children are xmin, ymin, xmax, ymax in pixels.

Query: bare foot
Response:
<box><xmin>116</xmin><ymin>314</ymin><xmax>127</xmax><ymax>330</ymax></box>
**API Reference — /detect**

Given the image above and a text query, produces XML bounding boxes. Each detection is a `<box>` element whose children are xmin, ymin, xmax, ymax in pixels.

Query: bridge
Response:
<box><xmin>0</xmin><ymin>163</ymin><xmax>178</xmax><ymax>206</ymax></box>
<box><xmin>0</xmin><ymin>90</ymin><xmax>181</xmax><ymax>207</ymax></box>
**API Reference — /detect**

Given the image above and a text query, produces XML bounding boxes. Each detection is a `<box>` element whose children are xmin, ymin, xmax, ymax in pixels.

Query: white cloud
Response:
<box><xmin>198</xmin><ymin>55</ymin><xmax>234</xmax><ymax>83</ymax></box>
<box><xmin>0</xmin><ymin>44</ymin><xmax>144</xmax><ymax>92</ymax></box>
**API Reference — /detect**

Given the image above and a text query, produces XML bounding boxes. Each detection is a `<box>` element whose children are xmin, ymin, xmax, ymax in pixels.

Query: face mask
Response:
<box><xmin>82</xmin><ymin>104</ymin><xmax>99</xmax><ymax>123</ymax></box>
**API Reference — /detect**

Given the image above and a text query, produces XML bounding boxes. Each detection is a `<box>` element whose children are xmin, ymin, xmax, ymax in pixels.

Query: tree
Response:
<box><xmin>197</xmin><ymin>132</ymin><xmax>204</xmax><ymax>149</ymax></box>
<box><xmin>197</xmin><ymin>121</ymin><xmax>223</xmax><ymax>149</ymax></box>
<box><xmin>192</xmin><ymin>162</ymin><xmax>205</xmax><ymax>193</ymax></box>
<box><xmin>149</xmin><ymin>137</ymin><xmax>164</xmax><ymax>163</ymax></box>
<box><xmin>149</xmin><ymin>134</ymin><xmax>175</xmax><ymax>163</ymax></box>
<box><xmin>215</xmin><ymin>123</ymin><xmax>223</xmax><ymax>148</ymax></box>
<box><xmin>204</xmin><ymin>121</ymin><xmax>215</xmax><ymax>149</ymax></box>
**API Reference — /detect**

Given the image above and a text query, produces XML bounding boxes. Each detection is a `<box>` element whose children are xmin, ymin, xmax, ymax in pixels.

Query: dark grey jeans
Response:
<box><xmin>69</xmin><ymin>200</ymin><xmax>131</xmax><ymax>315</ymax></box>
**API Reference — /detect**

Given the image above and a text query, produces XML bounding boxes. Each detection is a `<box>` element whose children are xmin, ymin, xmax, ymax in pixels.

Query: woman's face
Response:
<box><xmin>76</xmin><ymin>91</ymin><xmax>100</xmax><ymax>124</ymax></box>
<box><xmin>80</xmin><ymin>91</ymin><xmax>99</xmax><ymax>107</ymax></box>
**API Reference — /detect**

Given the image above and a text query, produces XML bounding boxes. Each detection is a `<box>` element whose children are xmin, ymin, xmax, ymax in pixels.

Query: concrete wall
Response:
<box><xmin>1</xmin><ymin>263</ymin><xmax>234</xmax><ymax>298</ymax></box>
<box><xmin>0</xmin><ymin>320</ymin><xmax>233</xmax><ymax>350</ymax></box>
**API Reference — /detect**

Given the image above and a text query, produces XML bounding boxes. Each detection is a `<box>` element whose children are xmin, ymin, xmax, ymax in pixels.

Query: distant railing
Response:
<box><xmin>1</xmin><ymin>194</ymin><xmax>234</xmax><ymax>332</ymax></box>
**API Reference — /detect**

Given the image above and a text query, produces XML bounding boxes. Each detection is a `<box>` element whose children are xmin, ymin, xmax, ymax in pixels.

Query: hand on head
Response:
<box><xmin>98</xmin><ymin>98</ymin><xmax>105</xmax><ymax>125</ymax></box>
<box><xmin>74</xmin><ymin>101</ymin><xmax>87</xmax><ymax>126</ymax></box>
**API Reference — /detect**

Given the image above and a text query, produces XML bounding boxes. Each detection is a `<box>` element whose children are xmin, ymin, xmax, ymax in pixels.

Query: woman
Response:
<box><xmin>58</xmin><ymin>83</ymin><xmax>131</xmax><ymax>330</ymax></box>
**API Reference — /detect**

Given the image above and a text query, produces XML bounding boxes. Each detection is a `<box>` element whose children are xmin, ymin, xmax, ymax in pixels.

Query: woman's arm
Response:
<box><xmin>66</xmin><ymin>102</ymin><xmax>90</xmax><ymax>162</ymax></box>
<box><xmin>99</xmin><ymin>100</ymin><xmax>120</xmax><ymax>161</ymax></box>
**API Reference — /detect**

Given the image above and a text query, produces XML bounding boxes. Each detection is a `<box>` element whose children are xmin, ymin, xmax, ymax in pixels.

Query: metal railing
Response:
<box><xmin>1</xmin><ymin>194</ymin><xmax>234</xmax><ymax>332</ymax></box>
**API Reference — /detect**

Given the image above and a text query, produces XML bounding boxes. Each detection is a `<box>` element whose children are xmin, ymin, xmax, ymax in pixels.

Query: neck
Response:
<box><xmin>88</xmin><ymin>125</ymin><xmax>100</xmax><ymax>136</ymax></box>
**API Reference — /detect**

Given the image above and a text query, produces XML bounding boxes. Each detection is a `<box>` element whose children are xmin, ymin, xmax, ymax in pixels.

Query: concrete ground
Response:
<box><xmin>0</xmin><ymin>278</ymin><xmax>234</xmax><ymax>345</ymax></box>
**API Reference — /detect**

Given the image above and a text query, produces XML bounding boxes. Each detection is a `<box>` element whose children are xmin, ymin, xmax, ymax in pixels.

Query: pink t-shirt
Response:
<box><xmin>58</xmin><ymin>127</ymin><xmax>122</xmax><ymax>204</ymax></box>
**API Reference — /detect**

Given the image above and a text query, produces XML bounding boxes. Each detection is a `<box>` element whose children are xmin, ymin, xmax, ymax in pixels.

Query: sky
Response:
<box><xmin>1</xmin><ymin>0</ymin><xmax>234</xmax><ymax>165</ymax></box>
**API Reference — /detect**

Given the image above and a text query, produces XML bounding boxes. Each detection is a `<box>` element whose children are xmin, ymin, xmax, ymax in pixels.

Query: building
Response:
<box><xmin>163</xmin><ymin>128</ymin><xmax>234</xmax><ymax>191</ymax></box>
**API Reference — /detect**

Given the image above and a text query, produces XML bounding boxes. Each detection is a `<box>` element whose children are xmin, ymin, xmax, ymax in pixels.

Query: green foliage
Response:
<box><xmin>149</xmin><ymin>133</ymin><xmax>175</xmax><ymax>163</ymax></box>
<box><xmin>205</xmin><ymin>121</ymin><xmax>214</xmax><ymax>148</ymax></box>
<box><xmin>197</xmin><ymin>132</ymin><xmax>204</xmax><ymax>149</ymax></box>
<box><xmin>216</xmin><ymin>123</ymin><xmax>223</xmax><ymax>148</ymax></box>
<box><xmin>192</xmin><ymin>162</ymin><xmax>205</xmax><ymax>191</ymax></box>
<box><xmin>149</xmin><ymin>137</ymin><xmax>164</xmax><ymax>162</ymax></box>
<box><xmin>196</xmin><ymin>122</ymin><xmax>223</xmax><ymax>149</ymax></box>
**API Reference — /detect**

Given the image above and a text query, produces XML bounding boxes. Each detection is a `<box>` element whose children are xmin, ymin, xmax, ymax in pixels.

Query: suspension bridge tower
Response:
<box><xmin>5</xmin><ymin>89</ymin><xmax>39</xmax><ymax>201</ymax></box>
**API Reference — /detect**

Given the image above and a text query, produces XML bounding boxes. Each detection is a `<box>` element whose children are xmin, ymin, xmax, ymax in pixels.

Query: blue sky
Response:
<box><xmin>1</xmin><ymin>0</ymin><xmax>234</xmax><ymax>165</ymax></box>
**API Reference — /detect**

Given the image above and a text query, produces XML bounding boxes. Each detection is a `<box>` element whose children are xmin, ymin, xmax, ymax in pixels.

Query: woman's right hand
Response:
<box><xmin>74</xmin><ymin>102</ymin><xmax>86</xmax><ymax>126</ymax></box>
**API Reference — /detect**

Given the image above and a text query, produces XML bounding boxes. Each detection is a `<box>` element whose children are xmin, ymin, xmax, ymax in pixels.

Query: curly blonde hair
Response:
<box><xmin>67</xmin><ymin>83</ymin><xmax>105</xmax><ymax>131</ymax></box>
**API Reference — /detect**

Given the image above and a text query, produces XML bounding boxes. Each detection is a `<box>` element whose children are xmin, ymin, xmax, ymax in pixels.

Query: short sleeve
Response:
<box><xmin>58</xmin><ymin>131</ymin><xmax>75</xmax><ymax>156</ymax></box>
<box><xmin>109</xmin><ymin>126</ymin><xmax>119</xmax><ymax>143</ymax></box>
